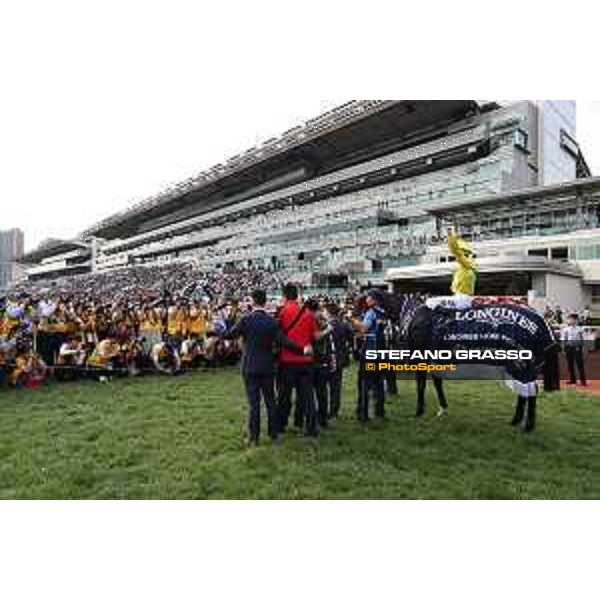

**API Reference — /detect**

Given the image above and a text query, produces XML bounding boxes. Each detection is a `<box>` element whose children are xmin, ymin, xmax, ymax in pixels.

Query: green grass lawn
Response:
<box><xmin>0</xmin><ymin>368</ymin><xmax>598</xmax><ymax>499</ymax></box>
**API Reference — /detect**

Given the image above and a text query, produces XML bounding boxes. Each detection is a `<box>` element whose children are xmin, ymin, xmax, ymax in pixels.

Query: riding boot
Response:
<box><xmin>511</xmin><ymin>396</ymin><xmax>527</xmax><ymax>426</ymax></box>
<box><xmin>524</xmin><ymin>397</ymin><xmax>537</xmax><ymax>433</ymax></box>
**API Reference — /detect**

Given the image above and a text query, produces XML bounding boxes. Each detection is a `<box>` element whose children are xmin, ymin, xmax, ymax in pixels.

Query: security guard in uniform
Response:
<box><xmin>563</xmin><ymin>312</ymin><xmax>587</xmax><ymax>387</ymax></box>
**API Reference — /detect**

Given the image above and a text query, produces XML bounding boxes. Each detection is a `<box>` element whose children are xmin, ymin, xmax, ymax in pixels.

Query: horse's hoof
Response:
<box><xmin>436</xmin><ymin>408</ymin><xmax>448</xmax><ymax>419</ymax></box>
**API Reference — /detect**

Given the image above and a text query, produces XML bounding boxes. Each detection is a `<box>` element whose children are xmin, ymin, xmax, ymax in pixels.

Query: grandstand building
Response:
<box><xmin>20</xmin><ymin>100</ymin><xmax>596</xmax><ymax>309</ymax></box>
<box><xmin>21</xmin><ymin>239</ymin><xmax>91</xmax><ymax>282</ymax></box>
<box><xmin>387</xmin><ymin>176</ymin><xmax>600</xmax><ymax>313</ymax></box>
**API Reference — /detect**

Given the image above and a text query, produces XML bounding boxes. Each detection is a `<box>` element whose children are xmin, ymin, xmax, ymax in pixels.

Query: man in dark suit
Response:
<box><xmin>222</xmin><ymin>289</ymin><xmax>312</xmax><ymax>446</ymax></box>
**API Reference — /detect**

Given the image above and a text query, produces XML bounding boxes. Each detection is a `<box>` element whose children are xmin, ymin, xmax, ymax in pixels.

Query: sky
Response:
<box><xmin>1</xmin><ymin>5</ymin><xmax>600</xmax><ymax>252</ymax></box>
<box><xmin>575</xmin><ymin>101</ymin><xmax>600</xmax><ymax>175</ymax></box>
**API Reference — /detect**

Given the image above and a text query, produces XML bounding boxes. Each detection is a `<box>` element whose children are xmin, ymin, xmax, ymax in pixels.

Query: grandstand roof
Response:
<box><xmin>84</xmin><ymin>100</ymin><xmax>479</xmax><ymax>240</ymax></box>
<box><xmin>21</xmin><ymin>239</ymin><xmax>90</xmax><ymax>264</ymax></box>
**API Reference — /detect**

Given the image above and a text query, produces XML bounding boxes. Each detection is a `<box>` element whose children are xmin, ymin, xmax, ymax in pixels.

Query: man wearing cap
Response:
<box><xmin>352</xmin><ymin>289</ymin><xmax>386</xmax><ymax>421</ymax></box>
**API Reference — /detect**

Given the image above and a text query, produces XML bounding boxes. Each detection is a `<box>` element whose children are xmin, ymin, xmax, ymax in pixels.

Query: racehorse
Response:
<box><xmin>391</xmin><ymin>294</ymin><xmax>559</xmax><ymax>432</ymax></box>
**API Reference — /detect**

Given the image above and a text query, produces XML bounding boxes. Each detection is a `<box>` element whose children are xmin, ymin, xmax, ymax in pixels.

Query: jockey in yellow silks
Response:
<box><xmin>426</xmin><ymin>228</ymin><xmax>478</xmax><ymax>310</ymax></box>
<box><xmin>448</xmin><ymin>230</ymin><xmax>477</xmax><ymax>297</ymax></box>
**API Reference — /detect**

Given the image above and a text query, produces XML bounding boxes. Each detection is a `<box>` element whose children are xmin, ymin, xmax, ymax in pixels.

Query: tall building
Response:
<box><xmin>0</xmin><ymin>228</ymin><xmax>25</xmax><ymax>289</ymax></box>
<box><xmin>537</xmin><ymin>100</ymin><xmax>578</xmax><ymax>184</ymax></box>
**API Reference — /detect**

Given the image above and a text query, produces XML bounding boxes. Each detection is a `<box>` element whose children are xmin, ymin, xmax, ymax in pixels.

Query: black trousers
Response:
<box><xmin>357</xmin><ymin>362</ymin><xmax>385</xmax><ymax>420</ymax></box>
<box><xmin>313</xmin><ymin>367</ymin><xmax>329</xmax><ymax>427</ymax></box>
<box><xmin>328</xmin><ymin>368</ymin><xmax>344</xmax><ymax>418</ymax></box>
<box><xmin>565</xmin><ymin>346</ymin><xmax>587</xmax><ymax>385</ymax></box>
<box><xmin>37</xmin><ymin>332</ymin><xmax>65</xmax><ymax>366</ymax></box>
<box><xmin>36</xmin><ymin>331</ymin><xmax>54</xmax><ymax>366</ymax></box>
<box><xmin>277</xmin><ymin>364</ymin><xmax>318</xmax><ymax>436</ymax></box>
<box><xmin>416</xmin><ymin>371</ymin><xmax>447</xmax><ymax>414</ymax></box>
<box><xmin>243</xmin><ymin>373</ymin><xmax>278</xmax><ymax>442</ymax></box>
<box><xmin>543</xmin><ymin>346</ymin><xmax>561</xmax><ymax>392</ymax></box>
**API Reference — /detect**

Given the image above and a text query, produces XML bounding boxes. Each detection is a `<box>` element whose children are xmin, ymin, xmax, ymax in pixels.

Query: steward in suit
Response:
<box><xmin>222</xmin><ymin>289</ymin><xmax>311</xmax><ymax>446</ymax></box>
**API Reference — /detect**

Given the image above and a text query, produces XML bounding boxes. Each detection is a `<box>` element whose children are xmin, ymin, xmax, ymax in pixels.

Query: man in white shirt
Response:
<box><xmin>563</xmin><ymin>313</ymin><xmax>587</xmax><ymax>387</ymax></box>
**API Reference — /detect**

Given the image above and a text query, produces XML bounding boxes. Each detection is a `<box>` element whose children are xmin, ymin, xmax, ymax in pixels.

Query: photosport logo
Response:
<box><xmin>362</xmin><ymin>349</ymin><xmax>535</xmax><ymax>380</ymax></box>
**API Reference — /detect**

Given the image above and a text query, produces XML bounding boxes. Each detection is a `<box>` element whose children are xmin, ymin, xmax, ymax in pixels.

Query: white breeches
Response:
<box><xmin>425</xmin><ymin>293</ymin><xmax>473</xmax><ymax>311</ymax></box>
<box><xmin>504</xmin><ymin>378</ymin><xmax>538</xmax><ymax>398</ymax></box>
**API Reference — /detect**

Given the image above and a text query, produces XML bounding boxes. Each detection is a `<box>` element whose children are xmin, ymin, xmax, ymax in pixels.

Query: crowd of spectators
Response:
<box><xmin>0</xmin><ymin>263</ymin><xmax>296</xmax><ymax>389</ymax></box>
<box><xmin>544</xmin><ymin>303</ymin><xmax>593</xmax><ymax>326</ymax></box>
<box><xmin>3</xmin><ymin>258</ymin><xmax>597</xmax><ymax>398</ymax></box>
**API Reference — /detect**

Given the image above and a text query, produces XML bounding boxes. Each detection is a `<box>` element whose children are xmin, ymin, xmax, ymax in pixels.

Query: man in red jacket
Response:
<box><xmin>277</xmin><ymin>283</ymin><xmax>320</xmax><ymax>437</ymax></box>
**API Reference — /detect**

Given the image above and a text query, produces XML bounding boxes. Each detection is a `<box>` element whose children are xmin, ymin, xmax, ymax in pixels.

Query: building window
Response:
<box><xmin>573</xmin><ymin>244</ymin><xmax>595</xmax><ymax>260</ymax></box>
<box><xmin>560</xmin><ymin>129</ymin><xmax>579</xmax><ymax>158</ymax></box>
<box><xmin>528</xmin><ymin>248</ymin><xmax>548</xmax><ymax>258</ymax></box>
<box><xmin>514</xmin><ymin>128</ymin><xmax>529</xmax><ymax>152</ymax></box>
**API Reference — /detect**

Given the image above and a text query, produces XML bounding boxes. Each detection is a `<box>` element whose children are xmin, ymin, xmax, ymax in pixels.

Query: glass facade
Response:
<box><xmin>538</xmin><ymin>100</ymin><xmax>577</xmax><ymax>185</ymax></box>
